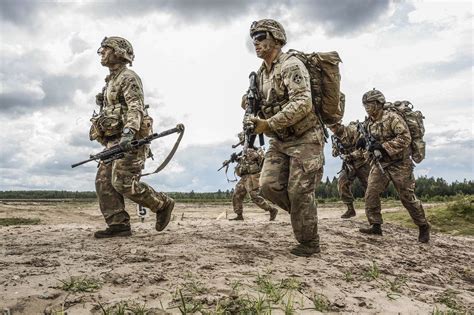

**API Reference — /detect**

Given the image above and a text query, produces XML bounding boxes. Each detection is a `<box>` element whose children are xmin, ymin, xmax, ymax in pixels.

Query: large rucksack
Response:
<box><xmin>287</xmin><ymin>49</ymin><xmax>345</xmax><ymax>125</ymax></box>
<box><xmin>384</xmin><ymin>101</ymin><xmax>426</xmax><ymax>163</ymax></box>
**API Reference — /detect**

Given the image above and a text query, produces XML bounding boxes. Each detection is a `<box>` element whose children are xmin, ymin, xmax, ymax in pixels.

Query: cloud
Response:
<box><xmin>290</xmin><ymin>0</ymin><xmax>392</xmax><ymax>36</ymax></box>
<box><xmin>413</xmin><ymin>53</ymin><xmax>473</xmax><ymax>79</ymax></box>
<box><xmin>2</xmin><ymin>0</ymin><xmax>394</xmax><ymax>37</ymax></box>
<box><xmin>0</xmin><ymin>50</ymin><xmax>96</xmax><ymax>117</ymax></box>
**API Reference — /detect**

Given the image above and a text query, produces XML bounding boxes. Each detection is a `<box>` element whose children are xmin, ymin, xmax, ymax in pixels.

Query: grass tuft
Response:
<box><xmin>59</xmin><ymin>276</ymin><xmax>101</xmax><ymax>293</ymax></box>
<box><xmin>0</xmin><ymin>217</ymin><xmax>40</xmax><ymax>226</ymax></box>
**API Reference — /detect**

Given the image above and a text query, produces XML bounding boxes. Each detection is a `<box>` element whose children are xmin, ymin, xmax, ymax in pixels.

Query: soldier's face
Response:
<box><xmin>99</xmin><ymin>46</ymin><xmax>119</xmax><ymax>66</ymax></box>
<box><xmin>363</xmin><ymin>101</ymin><xmax>381</xmax><ymax>118</ymax></box>
<box><xmin>253</xmin><ymin>32</ymin><xmax>277</xmax><ymax>59</ymax></box>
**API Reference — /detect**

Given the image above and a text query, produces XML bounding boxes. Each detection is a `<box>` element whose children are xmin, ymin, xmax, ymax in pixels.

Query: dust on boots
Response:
<box><xmin>359</xmin><ymin>224</ymin><xmax>383</xmax><ymax>235</ymax></box>
<box><xmin>94</xmin><ymin>225</ymin><xmax>131</xmax><ymax>238</ymax></box>
<box><xmin>341</xmin><ymin>203</ymin><xmax>356</xmax><ymax>219</ymax></box>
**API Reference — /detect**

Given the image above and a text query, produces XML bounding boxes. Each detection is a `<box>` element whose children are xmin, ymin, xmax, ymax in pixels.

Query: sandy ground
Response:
<box><xmin>0</xmin><ymin>200</ymin><xmax>473</xmax><ymax>314</ymax></box>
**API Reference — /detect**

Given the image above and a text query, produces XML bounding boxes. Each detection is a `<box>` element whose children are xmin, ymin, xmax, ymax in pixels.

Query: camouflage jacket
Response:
<box><xmin>367</xmin><ymin>109</ymin><xmax>412</xmax><ymax>164</ymax></box>
<box><xmin>235</xmin><ymin>147</ymin><xmax>264</xmax><ymax>176</ymax></box>
<box><xmin>256</xmin><ymin>52</ymin><xmax>323</xmax><ymax>143</ymax></box>
<box><xmin>91</xmin><ymin>65</ymin><xmax>145</xmax><ymax>144</ymax></box>
<box><xmin>331</xmin><ymin>121</ymin><xmax>368</xmax><ymax>169</ymax></box>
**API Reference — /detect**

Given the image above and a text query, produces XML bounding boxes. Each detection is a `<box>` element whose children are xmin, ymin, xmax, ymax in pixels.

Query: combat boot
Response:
<box><xmin>269</xmin><ymin>208</ymin><xmax>278</xmax><ymax>221</ymax></box>
<box><xmin>229</xmin><ymin>214</ymin><xmax>244</xmax><ymax>221</ymax></box>
<box><xmin>290</xmin><ymin>241</ymin><xmax>320</xmax><ymax>257</ymax></box>
<box><xmin>418</xmin><ymin>223</ymin><xmax>431</xmax><ymax>243</ymax></box>
<box><xmin>359</xmin><ymin>224</ymin><xmax>382</xmax><ymax>235</ymax></box>
<box><xmin>155</xmin><ymin>198</ymin><xmax>175</xmax><ymax>232</ymax></box>
<box><xmin>341</xmin><ymin>203</ymin><xmax>356</xmax><ymax>219</ymax></box>
<box><xmin>94</xmin><ymin>225</ymin><xmax>131</xmax><ymax>239</ymax></box>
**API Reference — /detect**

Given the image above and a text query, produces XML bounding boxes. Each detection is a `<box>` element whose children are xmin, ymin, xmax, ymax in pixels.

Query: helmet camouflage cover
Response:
<box><xmin>250</xmin><ymin>19</ymin><xmax>287</xmax><ymax>45</ymax></box>
<box><xmin>100</xmin><ymin>36</ymin><xmax>135</xmax><ymax>66</ymax></box>
<box><xmin>362</xmin><ymin>89</ymin><xmax>386</xmax><ymax>104</ymax></box>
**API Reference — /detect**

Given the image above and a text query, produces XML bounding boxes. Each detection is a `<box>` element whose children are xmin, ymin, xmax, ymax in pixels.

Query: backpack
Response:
<box><xmin>287</xmin><ymin>49</ymin><xmax>344</xmax><ymax>125</ymax></box>
<box><xmin>384</xmin><ymin>101</ymin><xmax>426</xmax><ymax>163</ymax></box>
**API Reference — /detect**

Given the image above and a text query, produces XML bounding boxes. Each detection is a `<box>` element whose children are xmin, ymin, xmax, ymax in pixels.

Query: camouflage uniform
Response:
<box><xmin>364</xmin><ymin>109</ymin><xmax>428</xmax><ymax>226</ymax></box>
<box><xmin>256</xmin><ymin>52</ymin><xmax>325</xmax><ymax>247</ymax></box>
<box><xmin>232</xmin><ymin>148</ymin><xmax>278</xmax><ymax>216</ymax></box>
<box><xmin>92</xmin><ymin>37</ymin><xmax>172</xmax><ymax>231</ymax></box>
<box><xmin>331</xmin><ymin>122</ymin><xmax>370</xmax><ymax>207</ymax></box>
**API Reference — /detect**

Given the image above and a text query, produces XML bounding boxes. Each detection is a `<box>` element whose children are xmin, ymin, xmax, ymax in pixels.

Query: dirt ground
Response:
<box><xmin>0</xmin><ymin>200</ymin><xmax>473</xmax><ymax>314</ymax></box>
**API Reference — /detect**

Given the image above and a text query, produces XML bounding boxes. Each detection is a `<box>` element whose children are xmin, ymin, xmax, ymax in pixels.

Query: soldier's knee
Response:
<box><xmin>111</xmin><ymin>177</ymin><xmax>131</xmax><ymax>196</ymax></box>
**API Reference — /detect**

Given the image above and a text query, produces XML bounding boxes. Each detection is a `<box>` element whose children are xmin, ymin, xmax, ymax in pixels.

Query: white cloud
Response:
<box><xmin>0</xmin><ymin>0</ymin><xmax>472</xmax><ymax>191</ymax></box>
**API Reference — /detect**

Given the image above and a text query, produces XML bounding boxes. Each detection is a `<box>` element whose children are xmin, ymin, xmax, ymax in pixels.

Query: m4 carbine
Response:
<box><xmin>357</xmin><ymin>122</ymin><xmax>385</xmax><ymax>175</ymax></box>
<box><xmin>217</xmin><ymin>152</ymin><xmax>242</xmax><ymax>172</ymax></box>
<box><xmin>242</xmin><ymin>71</ymin><xmax>264</xmax><ymax>150</ymax></box>
<box><xmin>71</xmin><ymin>125</ymin><xmax>184</xmax><ymax>168</ymax></box>
<box><xmin>331</xmin><ymin>134</ymin><xmax>355</xmax><ymax>174</ymax></box>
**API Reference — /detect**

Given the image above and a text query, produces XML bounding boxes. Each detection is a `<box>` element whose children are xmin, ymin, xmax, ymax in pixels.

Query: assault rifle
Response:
<box><xmin>71</xmin><ymin>125</ymin><xmax>184</xmax><ymax>168</ymax></box>
<box><xmin>217</xmin><ymin>152</ymin><xmax>242</xmax><ymax>172</ymax></box>
<box><xmin>357</xmin><ymin>122</ymin><xmax>385</xmax><ymax>175</ymax></box>
<box><xmin>331</xmin><ymin>135</ymin><xmax>355</xmax><ymax>174</ymax></box>
<box><xmin>242</xmin><ymin>71</ymin><xmax>264</xmax><ymax>150</ymax></box>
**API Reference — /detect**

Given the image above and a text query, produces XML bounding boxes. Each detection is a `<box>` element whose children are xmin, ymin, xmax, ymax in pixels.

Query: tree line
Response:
<box><xmin>0</xmin><ymin>176</ymin><xmax>472</xmax><ymax>201</ymax></box>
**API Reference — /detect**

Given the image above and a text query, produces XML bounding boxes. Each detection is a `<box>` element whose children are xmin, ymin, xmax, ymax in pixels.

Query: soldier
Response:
<box><xmin>90</xmin><ymin>36</ymin><xmax>175</xmax><ymax>238</ymax></box>
<box><xmin>245</xmin><ymin>19</ymin><xmax>325</xmax><ymax>256</ymax></box>
<box><xmin>229</xmin><ymin>134</ymin><xmax>279</xmax><ymax>221</ymax></box>
<box><xmin>357</xmin><ymin>89</ymin><xmax>430</xmax><ymax>242</ymax></box>
<box><xmin>329</xmin><ymin>121</ymin><xmax>370</xmax><ymax>218</ymax></box>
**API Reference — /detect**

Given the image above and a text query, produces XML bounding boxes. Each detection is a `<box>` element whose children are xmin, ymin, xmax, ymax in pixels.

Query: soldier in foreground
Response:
<box><xmin>89</xmin><ymin>37</ymin><xmax>175</xmax><ymax>238</ymax></box>
<box><xmin>228</xmin><ymin>134</ymin><xmax>278</xmax><ymax>221</ymax></box>
<box><xmin>329</xmin><ymin>121</ymin><xmax>370</xmax><ymax>218</ymax></box>
<box><xmin>357</xmin><ymin>89</ymin><xmax>430</xmax><ymax>242</ymax></box>
<box><xmin>245</xmin><ymin>19</ymin><xmax>325</xmax><ymax>257</ymax></box>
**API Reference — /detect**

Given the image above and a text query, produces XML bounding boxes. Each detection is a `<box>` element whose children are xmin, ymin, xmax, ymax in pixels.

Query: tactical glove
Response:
<box><xmin>368</xmin><ymin>141</ymin><xmax>384</xmax><ymax>153</ymax></box>
<box><xmin>355</xmin><ymin>138</ymin><xmax>366</xmax><ymax>150</ymax></box>
<box><xmin>119</xmin><ymin>129</ymin><xmax>135</xmax><ymax>151</ymax></box>
<box><xmin>250</xmin><ymin>117</ymin><xmax>271</xmax><ymax>134</ymax></box>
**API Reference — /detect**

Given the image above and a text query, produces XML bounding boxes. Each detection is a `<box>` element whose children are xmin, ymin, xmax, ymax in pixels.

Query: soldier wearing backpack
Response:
<box><xmin>356</xmin><ymin>89</ymin><xmax>430</xmax><ymax>243</ymax></box>
<box><xmin>243</xmin><ymin>19</ymin><xmax>333</xmax><ymax>257</ymax></box>
<box><xmin>329</xmin><ymin>121</ymin><xmax>370</xmax><ymax>219</ymax></box>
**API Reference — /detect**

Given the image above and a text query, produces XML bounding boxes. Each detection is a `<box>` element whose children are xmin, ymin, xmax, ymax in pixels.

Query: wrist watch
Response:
<box><xmin>123</xmin><ymin>127</ymin><xmax>134</xmax><ymax>135</ymax></box>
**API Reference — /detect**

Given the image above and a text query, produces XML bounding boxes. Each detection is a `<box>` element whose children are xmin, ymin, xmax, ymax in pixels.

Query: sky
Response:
<box><xmin>0</xmin><ymin>0</ymin><xmax>472</xmax><ymax>192</ymax></box>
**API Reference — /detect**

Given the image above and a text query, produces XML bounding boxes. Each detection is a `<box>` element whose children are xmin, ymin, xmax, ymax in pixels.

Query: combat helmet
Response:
<box><xmin>99</xmin><ymin>36</ymin><xmax>135</xmax><ymax>66</ymax></box>
<box><xmin>362</xmin><ymin>89</ymin><xmax>386</xmax><ymax>105</ymax></box>
<box><xmin>250</xmin><ymin>19</ymin><xmax>287</xmax><ymax>45</ymax></box>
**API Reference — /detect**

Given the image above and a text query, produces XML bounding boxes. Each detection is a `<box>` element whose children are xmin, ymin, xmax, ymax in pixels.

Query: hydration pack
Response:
<box><xmin>384</xmin><ymin>101</ymin><xmax>426</xmax><ymax>163</ymax></box>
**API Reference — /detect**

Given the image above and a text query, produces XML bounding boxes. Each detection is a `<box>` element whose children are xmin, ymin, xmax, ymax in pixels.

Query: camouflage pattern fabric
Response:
<box><xmin>258</xmin><ymin>52</ymin><xmax>324</xmax><ymax>144</ymax></box>
<box><xmin>364</xmin><ymin>109</ymin><xmax>428</xmax><ymax>226</ymax></box>
<box><xmin>94</xmin><ymin>65</ymin><xmax>171</xmax><ymax>227</ymax></box>
<box><xmin>232</xmin><ymin>173</ymin><xmax>277</xmax><ymax>215</ymax></box>
<box><xmin>255</xmin><ymin>50</ymin><xmax>324</xmax><ymax>246</ymax></box>
<box><xmin>331</xmin><ymin>121</ymin><xmax>370</xmax><ymax>204</ymax></box>
<box><xmin>338</xmin><ymin>164</ymin><xmax>370</xmax><ymax>205</ymax></box>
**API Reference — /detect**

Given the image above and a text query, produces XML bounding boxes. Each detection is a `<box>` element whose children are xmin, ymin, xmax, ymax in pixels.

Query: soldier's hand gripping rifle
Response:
<box><xmin>217</xmin><ymin>152</ymin><xmax>242</xmax><ymax>172</ymax></box>
<box><xmin>242</xmin><ymin>71</ymin><xmax>264</xmax><ymax>150</ymax></box>
<box><xmin>357</xmin><ymin>122</ymin><xmax>385</xmax><ymax>175</ymax></box>
<box><xmin>71</xmin><ymin>124</ymin><xmax>184</xmax><ymax>168</ymax></box>
<box><xmin>331</xmin><ymin>135</ymin><xmax>355</xmax><ymax>174</ymax></box>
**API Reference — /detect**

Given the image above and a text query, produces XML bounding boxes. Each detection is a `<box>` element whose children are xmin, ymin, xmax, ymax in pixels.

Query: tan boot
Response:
<box><xmin>155</xmin><ymin>198</ymin><xmax>175</xmax><ymax>232</ymax></box>
<box><xmin>418</xmin><ymin>223</ymin><xmax>431</xmax><ymax>243</ymax></box>
<box><xmin>94</xmin><ymin>225</ymin><xmax>131</xmax><ymax>238</ymax></box>
<box><xmin>359</xmin><ymin>224</ymin><xmax>382</xmax><ymax>235</ymax></box>
<box><xmin>290</xmin><ymin>241</ymin><xmax>321</xmax><ymax>257</ymax></box>
<box><xmin>341</xmin><ymin>203</ymin><xmax>356</xmax><ymax>219</ymax></box>
<box><xmin>229</xmin><ymin>214</ymin><xmax>244</xmax><ymax>221</ymax></box>
<box><xmin>269</xmin><ymin>208</ymin><xmax>278</xmax><ymax>221</ymax></box>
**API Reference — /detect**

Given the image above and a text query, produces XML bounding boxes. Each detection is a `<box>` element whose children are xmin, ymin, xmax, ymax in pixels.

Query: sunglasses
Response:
<box><xmin>252</xmin><ymin>32</ymin><xmax>268</xmax><ymax>42</ymax></box>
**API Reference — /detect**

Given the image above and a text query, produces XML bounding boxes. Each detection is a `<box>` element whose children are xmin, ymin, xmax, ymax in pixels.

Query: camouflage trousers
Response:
<box><xmin>338</xmin><ymin>162</ymin><xmax>370</xmax><ymax>205</ymax></box>
<box><xmin>232</xmin><ymin>173</ymin><xmax>277</xmax><ymax>215</ymax></box>
<box><xmin>260</xmin><ymin>134</ymin><xmax>324</xmax><ymax>245</ymax></box>
<box><xmin>365</xmin><ymin>159</ymin><xmax>428</xmax><ymax>226</ymax></box>
<box><xmin>95</xmin><ymin>142</ymin><xmax>171</xmax><ymax>227</ymax></box>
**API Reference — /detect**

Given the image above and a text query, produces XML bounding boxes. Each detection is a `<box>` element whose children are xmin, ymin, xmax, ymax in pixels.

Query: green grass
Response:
<box><xmin>363</xmin><ymin>261</ymin><xmax>381</xmax><ymax>281</ymax></box>
<box><xmin>384</xmin><ymin>198</ymin><xmax>474</xmax><ymax>236</ymax></box>
<box><xmin>58</xmin><ymin>276</ymin><xmax>101</xmax><ymax>293</ymax></box>
<box><xmin>0</xmin><ymin>217</ymin><xmax>40</xmax><ymax>226</ymax></box>
<box><xmin>310</xmin><ymin>293</ymin><xmax>330</xmax><ymax>312</ymax></box>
